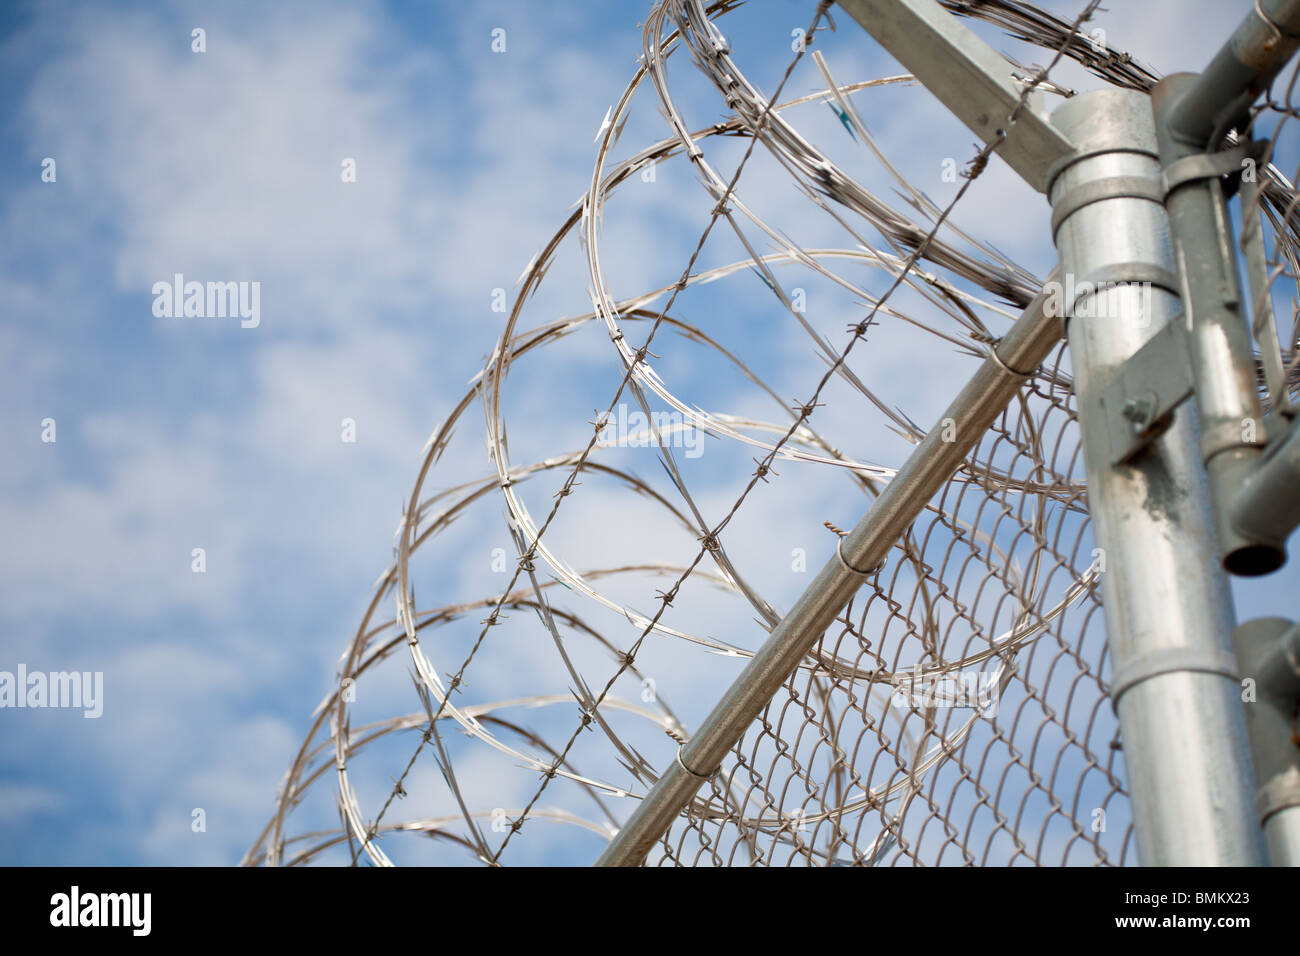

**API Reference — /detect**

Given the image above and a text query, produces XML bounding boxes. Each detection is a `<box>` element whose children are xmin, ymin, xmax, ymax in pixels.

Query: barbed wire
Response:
<box><xmin>246</xmin><ymin>0</ymin><xmax>1299</xmax><ymax>867</ymax></box>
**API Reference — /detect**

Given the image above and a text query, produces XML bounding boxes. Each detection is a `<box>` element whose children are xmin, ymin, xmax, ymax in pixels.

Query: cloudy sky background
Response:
<box><xmin>2</xmin><ymin>0</ymin><xmax>1297</xmax><ymax>866</ymax></box>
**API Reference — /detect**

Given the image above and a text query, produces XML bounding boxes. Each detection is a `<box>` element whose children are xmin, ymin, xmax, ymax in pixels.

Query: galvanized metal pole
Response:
<box><xmin>1048</xmin><ymin>88</ymin><xmax>1266</xmax><ymax>865</ymax></box>
<box><xmin>1233</xmin><ymin>617</ymin><xmax>1300</xmax><ymax>866</ymax></box>
<box><xmin>1153</xmin><ymin>75</ymin><xmax>1276</xmax><ymax>575</ymax></box>
<box><xmin>595</xmin><ymin>283</ymin><xmax>1062</xmax><ymax>865</ymax></box>
<box><xmin>1149</xmin><ymin>0</ymin><xmax>1300</xmax><ymax>575</ymax></box>
<box><xmin>1157</xmin><ymin>0</ymin><xmax>1300</xmax><ymax>151</ymax></box>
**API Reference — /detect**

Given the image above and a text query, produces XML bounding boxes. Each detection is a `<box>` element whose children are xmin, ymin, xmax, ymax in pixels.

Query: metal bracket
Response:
<box><xmin>1161</xmin><ymin>140</ymin><xmax>1268</xmax><ymax>201</ymax></box>
<box><xmin>1090</xmin><ymin>320</ymin><xmax>1195</xmax><ymax>465</ymax></box>
<box><xmin>1258</xmin><ymin>768</ymin><xmax>1300</xmax><ymax>821</ymax></box>
<box><xmin>1110</xmin><ymin>646</ymin><xmax>1241</xmax><ymax>708</ymax></box>
<box><xmin>1049</xmin><ymin>174</ymin><xmax>1165</xmax><ymax>241</ymax></box>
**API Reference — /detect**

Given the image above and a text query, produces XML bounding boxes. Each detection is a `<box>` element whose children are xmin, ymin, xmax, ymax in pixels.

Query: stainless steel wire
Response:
<box><xmin>244</xmin><ymin>0</ymin><xmax>1299</xmax><ymax>867</ymax></box>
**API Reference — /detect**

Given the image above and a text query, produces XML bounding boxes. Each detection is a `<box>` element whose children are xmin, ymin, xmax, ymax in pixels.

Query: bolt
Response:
<box><xmin>1122</xmin><ymin>394</ymin><xmax>1156</xmax><ymax>433</ymax></box>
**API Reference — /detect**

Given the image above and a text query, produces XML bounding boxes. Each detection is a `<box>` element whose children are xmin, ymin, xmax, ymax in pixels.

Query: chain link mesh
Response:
<box><xmin>653</xmin><ymin>350</ymin><xmax>1130</xmax><ymax>865</ymax></box>
<box><xmin>245</xmin><ymin>0</ymin><xmax>1298</xmax><ymax>867</ymax></box>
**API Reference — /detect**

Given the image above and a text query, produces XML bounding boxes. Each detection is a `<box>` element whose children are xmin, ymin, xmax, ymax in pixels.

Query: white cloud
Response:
<box><xmin>0</xmin><ymin>783</ymin><xmax>66</xmax><ymax>820</ymax></box>
<box><xmin>3</xmin><ymin>0</ymin><xmax>1289</xmax><ymax>868</ymax></box>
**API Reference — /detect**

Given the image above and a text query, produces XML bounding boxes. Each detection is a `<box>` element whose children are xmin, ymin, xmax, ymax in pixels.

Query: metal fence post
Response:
<box><xmin>1048</xmin><ymin>88</ymin><xmax>1266</xmax><ymax>865</ymax></box>
<box><xmin>1233</xmin><ymin>618</ymin><xmax>1300</xmax><ymax>866</ymax></box>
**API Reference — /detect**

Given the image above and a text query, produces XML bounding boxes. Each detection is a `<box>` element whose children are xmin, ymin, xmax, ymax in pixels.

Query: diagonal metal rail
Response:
<box><xmin>596</xmin><ymin>0</ymin><xmax>1085</xmax><ymax>868</ymax></box>
<box><xmin>596</xmin><ymin>276</ymin><xmax>1061</xmax><ymax>865</ymax></box>
<box><xmin>835</xmin><ymin>0</ymin><xmax>1074</xmax><ymax>191</ymax></box>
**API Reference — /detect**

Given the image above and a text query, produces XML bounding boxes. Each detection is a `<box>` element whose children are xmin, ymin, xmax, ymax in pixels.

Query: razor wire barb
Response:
<box><xmin>247</xmin><ymin>0</ymin><xmax>1300</xmax><ymax>867</ymax></box>
<box><xmin>347</xmin><ymin>0</ymin><xmax>836</xmax><ymax>868</ymax></box>
<box><xmin>487</xmin><ymin>0</ymin><xmax>1104</xmax><ymax>864</ymax></box>
<box><xmin>482</xmin><ymin>0</ymin><xmax>846</xmax><ymax>864</ymax></box>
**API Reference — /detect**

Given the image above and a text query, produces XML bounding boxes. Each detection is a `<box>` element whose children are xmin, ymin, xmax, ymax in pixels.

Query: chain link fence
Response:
<box><xmin>246</xmin><ymin>0</ymin><xmax>1298</xmax><ymax>867</ymax></box>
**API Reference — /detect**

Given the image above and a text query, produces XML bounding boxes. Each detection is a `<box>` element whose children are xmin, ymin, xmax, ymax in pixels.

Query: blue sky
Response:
<box><xmin>2</xmin><ymin>0</ymin><xmax>1296</xmax><ymax>866</ymax></box>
